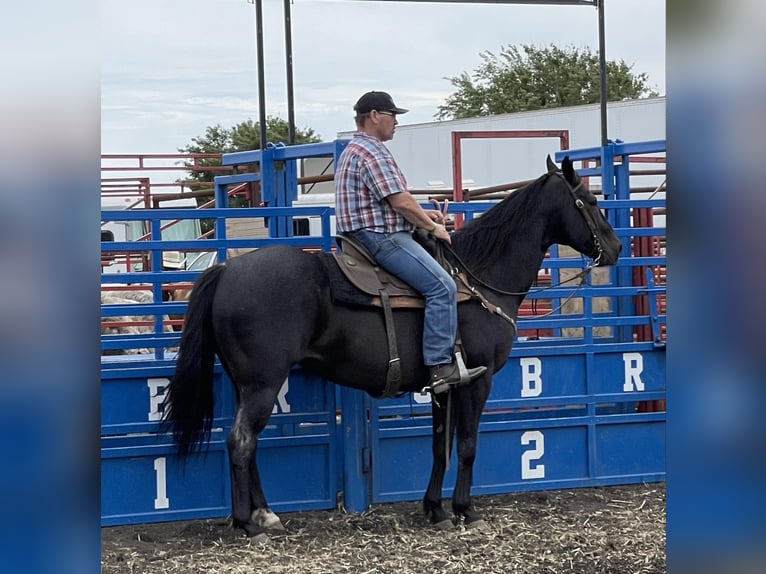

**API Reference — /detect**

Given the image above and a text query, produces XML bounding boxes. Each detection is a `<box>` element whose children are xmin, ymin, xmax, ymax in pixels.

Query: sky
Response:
<box><xmin>101</xmin><ymin>0</ymin><xmax>666</xmax><ymax>154</ymax></box>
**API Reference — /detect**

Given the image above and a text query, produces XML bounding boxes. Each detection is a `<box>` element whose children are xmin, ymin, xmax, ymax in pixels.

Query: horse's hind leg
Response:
<box><xmin>423</xmin><ymin>401</ymin><xmax>455</xmax><ymax>530</ymax></box>
<box><xmin>226</xmin><ymin>379</ymin><xmax>285</xmax><ymax>538</ymax></box>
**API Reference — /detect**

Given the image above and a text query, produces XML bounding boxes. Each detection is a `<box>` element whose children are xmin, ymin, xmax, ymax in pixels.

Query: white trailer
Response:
<box><xmin>338</xmin><ymin>97</ymin><xmax>666</xmax><ymax>191</ymax></box>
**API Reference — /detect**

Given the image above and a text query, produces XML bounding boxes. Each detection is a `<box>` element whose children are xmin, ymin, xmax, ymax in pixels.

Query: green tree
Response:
<box><xmin>177</xmin><ymin>117</ymin><xmax>321</xmax><ymax>233</ymax></box>
<box><xmin>178</xmin><ymin>116</ymin><xmax>321</xmax><ymax>187</ymax></box>
<box><xmin>437</xmin><ymin>44</ymin><xmax>660</xmax><ymax>120</ymax></box>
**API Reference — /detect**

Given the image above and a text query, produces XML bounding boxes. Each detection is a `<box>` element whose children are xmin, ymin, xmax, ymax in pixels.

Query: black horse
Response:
<box><xmin>163</xmin><ymin>156</ymin><xmax>622</xmax><ymax>539</ymax></box>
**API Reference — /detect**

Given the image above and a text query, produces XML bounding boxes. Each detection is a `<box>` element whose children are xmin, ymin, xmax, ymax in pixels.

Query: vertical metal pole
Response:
<box><xmin>254</xmin><ymin>0</ymin><xmax>267</xmax><ymax>149</ymax></box>
<box><xmin>597</xmin><ymin>0</ymin><xmax>608</xmax><ymax>146</ymax></box>
<box><xmin>283</xmin><ymin>0</ymin><xmax>296</xmax><ymax>145</ymax></box>
<box><xmin>214</xmin><ymin>178</ymin><xmax>229</xmax><ymax>263</ymax></box>
<box><xmin>341</xmin><ymin>386</ymin><xmax>371</xmax><ymax>512</ymax></box>
<box><xmin>451</xmin><ymin>132</ymin><xmax>464</xmax><ymax>228</ymax></box>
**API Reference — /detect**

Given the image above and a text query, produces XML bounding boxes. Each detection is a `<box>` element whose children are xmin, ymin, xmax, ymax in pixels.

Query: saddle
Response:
<box><xmin>332</xmin><ymin>233</ymin><xmax>473</xmax><ymax>308</ymax></box>
<box><xmin>331</xmin><ymin>232</ymin><xmax>476</xmax><ymax>400</ymax></box>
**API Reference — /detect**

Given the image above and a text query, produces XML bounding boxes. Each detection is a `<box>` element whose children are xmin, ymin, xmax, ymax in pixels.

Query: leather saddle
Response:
<box><xmin>329</xmin><ymin>233</ymin><xmax>511</xmax><ymax>399</ymax></box>
<box><xmin>333</xmin><ymin>234</ymin><xmax>472</xmax><ymax>309</ymax></box>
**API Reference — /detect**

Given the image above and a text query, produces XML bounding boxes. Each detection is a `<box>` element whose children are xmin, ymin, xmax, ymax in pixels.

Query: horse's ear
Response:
<box><xmin>546</xmin><ymin>154</ymin><xmax>558</xmax><ymax>173</ymax></box>
<box><xmin>561</xmin><ymin>155</ymin><xmax>576</xmax><ymax>181</ymax></box>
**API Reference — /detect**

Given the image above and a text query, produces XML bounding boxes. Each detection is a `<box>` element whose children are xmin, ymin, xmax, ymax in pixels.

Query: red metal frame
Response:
<box><xmin>447</xmin><ymin>130</ymin><xmax>570</xmax><ymax>339</ymax></box>
<box><xmin>450</xmin><ymin>130</ymin><xmax>570</xmax><ymax>227</ymax></box>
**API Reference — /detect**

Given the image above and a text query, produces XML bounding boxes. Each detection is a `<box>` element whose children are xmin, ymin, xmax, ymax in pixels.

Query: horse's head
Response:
<box><xmin>545</xmin><ymin>155</ymin><xmax>622</xmax><ymax>266</ymax></box>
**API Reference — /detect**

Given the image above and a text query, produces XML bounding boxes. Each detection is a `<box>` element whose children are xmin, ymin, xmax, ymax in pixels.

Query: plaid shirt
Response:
<box><xmin>335</xmin><ymin>132</ymin><xmax>414</xmax><ymax>234</ymax></box>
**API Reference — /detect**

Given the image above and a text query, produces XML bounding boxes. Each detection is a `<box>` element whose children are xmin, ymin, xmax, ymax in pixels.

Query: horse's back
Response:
<box><xmin>215</xmin><ymin>244</ymin><xmax>329</xmax><ymax>305</ymax></box>
<box><xmin>222</xmin><ymin>243</ymin><xmax>318</xmax><ymax>274</ymax></box>
<box><xmin>210</xmin><ymin>245</ymin><xmax>331</xmax><ymax>367</ymax></box>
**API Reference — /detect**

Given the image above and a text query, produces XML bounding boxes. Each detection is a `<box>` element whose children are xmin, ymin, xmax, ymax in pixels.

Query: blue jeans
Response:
<box><xmin>348</xmin><ymin>230</ymin><xmax>456</xmax><ymax>366</ymax></box>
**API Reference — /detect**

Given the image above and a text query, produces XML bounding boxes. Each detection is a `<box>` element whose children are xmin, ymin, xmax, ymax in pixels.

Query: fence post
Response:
<box><xmin>611</xmin><ymin>145</ymin><xmax>635</xmax><ymax>343</ymax></box>
<box><xmin>340</xmin><ymin>386</ymin><xmax>371</xmax><ymax>511</ymax></box>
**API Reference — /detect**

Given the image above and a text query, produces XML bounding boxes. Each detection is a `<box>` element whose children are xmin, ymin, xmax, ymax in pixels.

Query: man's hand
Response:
<box><xmin>386</xmin><ymin>192</ymin><xmax>451</xmax><ymax>243</ymax></box>
<box><xmin>423</xmin><ymin>208</ymin><xmax>446</xmax><ymax>225</ymax></box>
<box><xmin>431</xmin><ymin>223</ymin><xmax>451</xmax><ymax>244</ymax></box>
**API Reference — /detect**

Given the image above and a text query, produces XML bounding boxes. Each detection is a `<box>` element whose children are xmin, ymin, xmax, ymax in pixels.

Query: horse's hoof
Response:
<box><xmin>251</xmin><ymin>508</ymin><xmax>285</xmax><ymax>531</ymax></box>
<box><xmin>433</xmin><ymin>518</ymin><xmax>456</xmax><ymax>531</ymax></box>
<box><xmin>465</xmin><ymin>518</ymin><xmax>488</xmax><ymax>531</ymax></box>
<box><xmin>249</xmin><ymin>532</ymin><xmax>270</xmax><ymax>545</ymax></box>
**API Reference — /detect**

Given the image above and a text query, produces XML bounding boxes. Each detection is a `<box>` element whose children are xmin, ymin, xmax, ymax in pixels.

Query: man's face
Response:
<box><xmin>370</xmin><ymin>109</ymin><xmax>398</xmax><ymax>142</ymax></box>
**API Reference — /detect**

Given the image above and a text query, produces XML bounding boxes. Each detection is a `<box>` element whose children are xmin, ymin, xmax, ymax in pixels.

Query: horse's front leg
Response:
<box><xmin>422</xmin><ymin>399</ymin><xmax>455</xmax><ymax>530</ymax></box>
<box><xmin>451</xmin><ymin>379</ymin><xmax>491</xmax><ymax>528</ymax></box>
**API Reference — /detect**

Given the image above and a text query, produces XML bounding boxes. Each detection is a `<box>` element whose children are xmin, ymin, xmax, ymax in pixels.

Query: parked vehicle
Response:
<box><xmin>101</xmin><ymin>195</ymin><xmax>203</xmax><ymax>274</ymax></box>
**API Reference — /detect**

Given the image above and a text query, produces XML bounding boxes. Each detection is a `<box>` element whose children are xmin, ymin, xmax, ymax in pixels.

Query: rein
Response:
<box><xmin>444</xmin><ymin>242</ymin><xmax>595</xmax><ymax>298</ymax></box>
<box><xmin>438</xmin><ymin>170</ymin><xmax>604</xmax><ymax>318</ymax></box>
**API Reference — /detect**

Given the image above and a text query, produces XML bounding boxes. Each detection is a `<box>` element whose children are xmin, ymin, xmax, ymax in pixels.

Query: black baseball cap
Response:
<box><xmin>354</xmin><ymin>91</ymin><xmax>409</xmax><ymax>115</ymax></box>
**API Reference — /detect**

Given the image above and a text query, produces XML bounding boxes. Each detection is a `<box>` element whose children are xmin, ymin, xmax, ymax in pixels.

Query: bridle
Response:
<box><xmin>552</xmin><ymin>170</ymin><xmax>605</xmax><ymax>266</ymax></box>
<box><xmin>439</xmin><ymin>170</ymin><xmax>607</xmax><ymax>320</ymax></box>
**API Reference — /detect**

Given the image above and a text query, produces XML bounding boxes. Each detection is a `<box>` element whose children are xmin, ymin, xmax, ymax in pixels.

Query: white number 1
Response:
<box><xmin>153</xmin><ymin>457</ymin><xmax>170</xmax><ymax>509</ymax></box>
<box><xmin>521</xmin><ymin>430</ymin><xmax>545</xmax><ymax>479</ymax></box>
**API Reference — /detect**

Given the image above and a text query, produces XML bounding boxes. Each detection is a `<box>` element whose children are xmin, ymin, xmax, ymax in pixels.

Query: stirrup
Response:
<box><xmin>421</xmin><ymin>352</ymin><xmax>487</xmax><ymax>396</ymax></box>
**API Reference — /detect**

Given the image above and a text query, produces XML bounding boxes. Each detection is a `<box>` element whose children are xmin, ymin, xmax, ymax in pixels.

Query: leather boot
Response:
<box><xmin>427</xmin><ymin>361</ymin><xmax>487</xmax><ymax>395</ymax></box>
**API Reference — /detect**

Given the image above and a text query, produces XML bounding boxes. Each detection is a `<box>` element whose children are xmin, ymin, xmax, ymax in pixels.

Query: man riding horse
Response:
<box><xmin>334</xmin><ymin>90</ymin><xmax>487</xmax><ymax>394</ymax></box>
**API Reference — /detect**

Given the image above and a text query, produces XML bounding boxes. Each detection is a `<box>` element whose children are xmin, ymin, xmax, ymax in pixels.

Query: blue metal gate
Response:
<box><xmin>355</xmin><ymin>346</ymin><xmax>665</xmax><ymax>507</ymax></box>
<box><xmin>100</xmin><ymin>139</ymin><xmax>666</xmax><ymax>525</ymax></box>
<box><xmin>101</xmin><ymin>361</ymin><xmax>340</xmax><ymax>526</ymax></box>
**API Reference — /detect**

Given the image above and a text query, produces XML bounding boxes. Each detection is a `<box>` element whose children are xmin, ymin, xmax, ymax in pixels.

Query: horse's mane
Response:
<box><xmin>452</xmin><ymin>173</ymin><xmax>551</xmax><ymax>274</ymax></box>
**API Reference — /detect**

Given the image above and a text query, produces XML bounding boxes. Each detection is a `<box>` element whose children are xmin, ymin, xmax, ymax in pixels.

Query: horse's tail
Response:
<box><xmin>162</xmin><ymin>263</ymin><xmax>225</xmax><ymax>456</ymax></box>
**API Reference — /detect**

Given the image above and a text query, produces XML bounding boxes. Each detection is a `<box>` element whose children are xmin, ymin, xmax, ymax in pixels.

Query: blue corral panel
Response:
<box><xmin>101</xmin><ymin>363</ymin><xmax>234</xmax><ymax>437</ymax></box>
<box><xmin>253</xmin><ymin>373</ymin><xmax>340</xmax><ymax>513</ymax></box>
<box><xmin>101</xmin><ymin>432</ymin><xmax>230</xmax><ymax>526</ymax></box>
<box><xmin>100</xmin><ymin>365</ymin><xmax>340</xmax><ymax>525</ymax></box>
<box><xmin>371</xmin><ymin>425</ymin><xmax>440</xmax><ymax>499</ymax></box>
<box><xmin>369</xmin><ymin>348</ymin><xmax>665</xmax><ymax>504</ymax></box>
<box><xmin>256</xmin><ymin>435</ymin><xmax>337</xmax><ymax>510</ymax></box>
<box><xmin>101</xmin><ymin>360</ymin><xmax>235</xmax><ymax>526</ymax></box>
<box><xmin>594</xmin><ymin>420</ymin><xmax>666</xmax><ymax>478</ymax></box>
<box><xmin>371</xmin><ymin>413</ymin><xmax>665</xmax><ymax>502</ymax></box>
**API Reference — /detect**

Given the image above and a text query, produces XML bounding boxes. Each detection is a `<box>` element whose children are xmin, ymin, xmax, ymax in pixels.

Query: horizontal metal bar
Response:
<box><xmin>102</xmin><ymin>205</ymin><xmax>335</xmax><ymax>221</ymax></box>
<box><xmin>556</xmin><ymin>141</ymin><xmax>667</xmax><ymax>162</ymax></box>
<box><xmin>512</xmin><ymin>340</ymin><xmax>663</xmax><ymax>355</ymax></box>
<box><xmin>213</xmin><ymin>173</ymin><xmax>261</xmax><ymax>185</ymax></box>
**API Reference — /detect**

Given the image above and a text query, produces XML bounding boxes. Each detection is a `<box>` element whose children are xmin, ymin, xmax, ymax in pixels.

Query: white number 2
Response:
<box><xmin>153</xmin><ymin>457</ymin><xmax>170</xmax><ymax>509</ymax></box>
<box><xmin>521</xmin><ymin>430</ymin><xmax>545</xmax><ymax>479</ymax></box>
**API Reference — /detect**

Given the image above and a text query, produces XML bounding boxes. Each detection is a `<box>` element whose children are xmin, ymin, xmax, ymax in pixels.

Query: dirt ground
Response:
<box><xmin>101</xmin><ymin>482</ymin><xmax>665</xmax><ymax>574</ymax></box>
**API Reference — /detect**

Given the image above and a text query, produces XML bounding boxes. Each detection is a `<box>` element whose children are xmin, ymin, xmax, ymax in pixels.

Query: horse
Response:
<box><xmin>162</xmin><ymin>155</ymin><xmax>622</xmax><ymax>539</ymax></box>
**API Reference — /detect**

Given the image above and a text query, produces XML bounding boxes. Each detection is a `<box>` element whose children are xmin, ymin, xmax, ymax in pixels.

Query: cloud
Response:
<box><xmin>102</xmin><ymin>0</ymin><xmax>666</xmax><ymax>151</ymax></box>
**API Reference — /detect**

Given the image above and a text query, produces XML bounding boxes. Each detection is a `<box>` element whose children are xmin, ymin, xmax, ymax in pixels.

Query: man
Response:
<box><xmin>335</xmin><ymin>90</ymin><xmax>487</xmax><ymax>394</ymax></box>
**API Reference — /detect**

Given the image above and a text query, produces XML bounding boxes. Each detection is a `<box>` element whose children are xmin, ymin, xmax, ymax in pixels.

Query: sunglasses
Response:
<box><xmin>375</xmin><ymin>110</ymin><xmax>396</xmax><ymax>117</ymax></box>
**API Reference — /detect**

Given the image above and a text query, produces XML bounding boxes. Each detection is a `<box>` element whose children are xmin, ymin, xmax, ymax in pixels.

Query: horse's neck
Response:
<box><xmin>454</xmin><ymin>229</ymin><xmax>548</xmax><ymax>298</ymax></box>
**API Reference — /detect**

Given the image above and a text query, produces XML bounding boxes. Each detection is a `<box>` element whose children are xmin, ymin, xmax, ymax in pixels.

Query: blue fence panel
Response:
<box><xmin>101</xmin><ymin>432</ymin><xmax>231</xmax><ymax>526</ymax></box>
<box><xmin>368</xmin><ymin>347</ymin><xmax>665</xmax><ymax>505</ymax></box>
<box><xmin>100</xmin><ymin>355</ymin><xmax>340</xmax><ymax>525</ymax></box>
<box><xmin>254</xmin><ymin>371</ymin><xmax>340</xmax><ymax>512</ymax></box>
